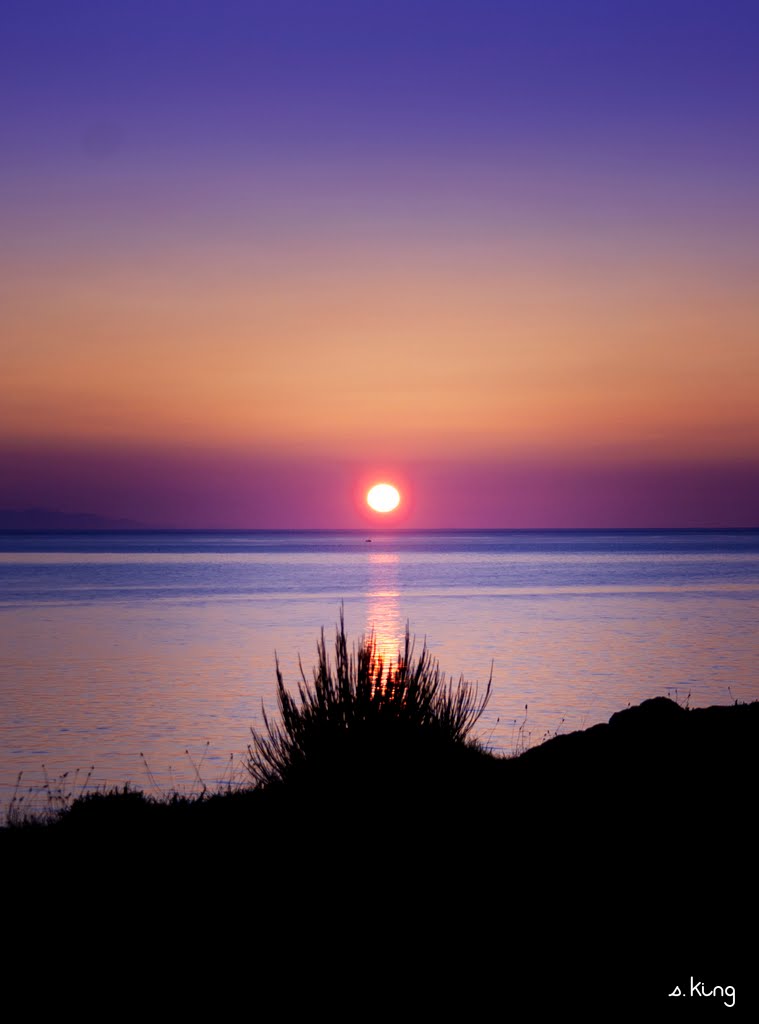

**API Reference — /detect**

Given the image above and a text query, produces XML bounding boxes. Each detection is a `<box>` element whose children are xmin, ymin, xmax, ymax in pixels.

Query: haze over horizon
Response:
<box><xmin>3</xmin><ymin>1</ymin><xmax>759</xmax><ymax>528</ymax></box>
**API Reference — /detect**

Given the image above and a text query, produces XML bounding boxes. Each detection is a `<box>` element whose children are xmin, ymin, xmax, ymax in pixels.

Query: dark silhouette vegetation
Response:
<box><xmin>3</xmin><ymin>616</ymin><xmax>757</xmax><ymax>843</ymax></box>
<box><xmin>245</xmin><ymin>610</ymin><xmax>492</xmax><ymax>793</ymax></box>
<box><xmin>4</xmin><ymin>616</ymin><xmax>757</xmax><ymax>1009</ymax></box>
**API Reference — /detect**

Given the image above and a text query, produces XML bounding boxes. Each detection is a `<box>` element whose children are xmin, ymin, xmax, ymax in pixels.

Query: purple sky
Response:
<box><xmin>3</xmin><ymin>1</ymin><xmax>758</xmax><ymax>527</ymax></box>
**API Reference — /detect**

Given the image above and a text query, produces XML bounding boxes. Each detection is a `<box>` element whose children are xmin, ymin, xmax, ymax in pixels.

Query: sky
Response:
<box><xmin>2</xmin><ymin>0</ymin><xmax>758</xmax><ymax>528</ymax></box>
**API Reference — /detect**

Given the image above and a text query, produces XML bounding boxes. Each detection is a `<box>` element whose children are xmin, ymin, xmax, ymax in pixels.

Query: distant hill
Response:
<box><xmin>0</xmin><ymin>508</ymin><xmax>147</xmax><ymax>530</ymax></box>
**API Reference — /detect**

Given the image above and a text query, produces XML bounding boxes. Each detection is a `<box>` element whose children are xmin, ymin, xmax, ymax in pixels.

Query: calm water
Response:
<box><xmin>1</xmin><ymin>529</ymin><xmax>758</xmax><ymax>812</ymax></box>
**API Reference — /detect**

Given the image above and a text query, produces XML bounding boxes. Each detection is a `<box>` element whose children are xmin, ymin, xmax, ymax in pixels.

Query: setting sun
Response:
<box><xmin>367</xmin><ymin>483</ymin><xmax>401</xmax><ymax>514</ymax></box>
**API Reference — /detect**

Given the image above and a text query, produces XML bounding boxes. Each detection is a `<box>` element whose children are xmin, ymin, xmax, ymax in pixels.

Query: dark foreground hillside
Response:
<box><xmin>4</xmin><ymin>695</ymin><xmax>756</xmax><ymax>1013</ymax></box>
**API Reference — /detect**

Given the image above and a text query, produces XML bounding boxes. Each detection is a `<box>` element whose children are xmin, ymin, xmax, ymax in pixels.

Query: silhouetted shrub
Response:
<box><xmin>246</xmin><ymin>610</ymin><xmax>492</xmax><ymax>789</ymax></box>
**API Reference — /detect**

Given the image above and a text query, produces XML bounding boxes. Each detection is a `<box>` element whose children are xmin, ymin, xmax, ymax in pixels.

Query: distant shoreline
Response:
<box><xmin>2</xmin><ymin>523</ymin><xmax>759</xmax><ymax>535</ymax></box>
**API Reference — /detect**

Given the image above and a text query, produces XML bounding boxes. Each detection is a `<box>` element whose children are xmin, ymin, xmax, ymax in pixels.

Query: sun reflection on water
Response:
<box><xmin>365</xmin><ymin>552</ymin><xmax>405</xmax><ymax>689</ymax></box>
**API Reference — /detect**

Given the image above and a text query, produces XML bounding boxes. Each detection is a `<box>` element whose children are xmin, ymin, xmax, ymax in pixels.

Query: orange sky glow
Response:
<box><xmin>3</xmin><ymin>4</ymin><xmax>759</xmax><ymax>527</ymax></box>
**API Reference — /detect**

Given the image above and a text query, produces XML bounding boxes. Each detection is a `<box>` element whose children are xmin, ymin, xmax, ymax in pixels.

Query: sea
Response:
<box><xmin>1</xmin><ymin>528</ymin><xmax>758</xmax><ymax>815</ymax></box>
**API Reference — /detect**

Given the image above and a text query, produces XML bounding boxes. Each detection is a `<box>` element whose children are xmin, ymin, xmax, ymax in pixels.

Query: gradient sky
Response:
<box><xmin>2</xmin><ymin>0</ymin><xmax>758</xmax><ymax>527</ymax></box>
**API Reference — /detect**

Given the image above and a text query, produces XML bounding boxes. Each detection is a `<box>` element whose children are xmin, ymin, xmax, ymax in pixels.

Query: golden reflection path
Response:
<box><xmin>365</xmin><ymin>552</ymin><xmax>405</xmax><ymax>694</ymax></box>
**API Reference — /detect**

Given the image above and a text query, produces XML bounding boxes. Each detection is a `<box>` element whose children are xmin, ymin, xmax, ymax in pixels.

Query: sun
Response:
<box><xmin>366</xmin><ymin>482</ymin><xmax>401</xmax><ymax>514</ymax></box>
